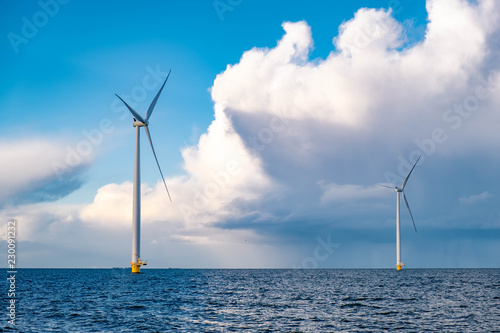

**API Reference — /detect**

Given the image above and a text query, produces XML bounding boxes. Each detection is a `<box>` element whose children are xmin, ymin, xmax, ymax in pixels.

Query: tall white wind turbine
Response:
<box><xmin>115</xmin><ymin>70</ymin><xmax>172</xmax><ymax>273</ymax></box>
<box><xmin>381</xmin><ymin>155</ymin><xmax>420</xmax><ymax>270</ymax></box>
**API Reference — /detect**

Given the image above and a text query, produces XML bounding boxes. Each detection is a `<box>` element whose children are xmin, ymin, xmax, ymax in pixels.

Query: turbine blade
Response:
<box><xmin>115</xmin><ymin>94</ymin><xmax>146</xmax><ymax>124</ymax></box>
<box><xmin>402</xmin><ymin>192</ymin><xmax>417</xmax><ymax>232</ymax></box>
<box><xmin>145</xmin><ymin>69</ymin><xmax>171</xmax><ymax>122</ymax></box>
<box><xmin>401</xmin><ymin>155</ymin><xmax>421</xmax><ymax>190</ymax></box>
<box><xmin>377</xmin><ymin>183</ymin><xmax>395</xmax><ymax>189</ymax></box>
<box><xmin>144</xmin><ymin>126</ymin><xmax>172</xmax><ymax>202</ymax></box>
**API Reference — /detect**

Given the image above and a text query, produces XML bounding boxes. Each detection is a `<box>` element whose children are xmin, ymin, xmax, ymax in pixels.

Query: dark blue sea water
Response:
<box><xmin>2</xmin><ymin>269</ymin><xmax>499</xmax><ymax>332</ymax></box>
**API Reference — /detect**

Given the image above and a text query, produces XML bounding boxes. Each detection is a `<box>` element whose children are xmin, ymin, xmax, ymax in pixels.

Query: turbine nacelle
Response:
<box><xmin>133</xmin><ymin>118</ymin><xmax>148</xmax><ymax>127</ymax></box>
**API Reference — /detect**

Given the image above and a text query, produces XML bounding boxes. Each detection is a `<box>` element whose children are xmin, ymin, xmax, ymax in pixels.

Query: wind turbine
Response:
<box><xmin>115</xmin><ymin>70</ymin><xmax>172</xmax><ymax>273</ymax></box>
<box><xmin>381</xmin><ymin>155</ymin><xmax>420</xmax><ymax>270</ymax></box>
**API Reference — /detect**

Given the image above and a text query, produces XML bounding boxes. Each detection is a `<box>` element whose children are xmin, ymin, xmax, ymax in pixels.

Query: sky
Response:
<box><xmin>0</xmin><ymin>0</ymin><xmax>499</xmax><ymax>269</ymax></box>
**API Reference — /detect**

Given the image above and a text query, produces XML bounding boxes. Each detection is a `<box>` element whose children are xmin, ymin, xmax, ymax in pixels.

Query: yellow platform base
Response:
<box><xmin>131</xmin><ymin>259</ymin><xmax>147</xmax><ymax>273</ymax></box>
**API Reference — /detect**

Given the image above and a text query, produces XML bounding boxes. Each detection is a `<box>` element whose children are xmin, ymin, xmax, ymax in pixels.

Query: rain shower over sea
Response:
<box><xmin>3</xmin><ymin>268</ymin><xmax>500</xmax><ymax>332</ymax></box>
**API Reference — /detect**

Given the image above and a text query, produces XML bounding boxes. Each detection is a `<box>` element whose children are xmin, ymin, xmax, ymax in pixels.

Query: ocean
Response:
<box><xmin>2</xmin><ymin>268</ymin><xmax>499</xmax><ymax>332</ymax></box>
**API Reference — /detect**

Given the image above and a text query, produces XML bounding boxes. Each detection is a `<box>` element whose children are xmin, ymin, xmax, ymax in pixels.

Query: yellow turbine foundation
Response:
<box><xmin>131</xmin><ymin>259</ymin><xmax>147</xmax><ymax>273</ymax></box>
<box><xmin>396</xmin><ymin>264</ymin><xmax>402</xmax><ymax>271</ymax></box>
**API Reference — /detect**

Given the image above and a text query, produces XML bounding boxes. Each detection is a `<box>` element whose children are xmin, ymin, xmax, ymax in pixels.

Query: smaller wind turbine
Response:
<box><xmin>115</xmin><ymin>70</ymin><xmax>172</xmax><ymax>273</ymax></box>
<box><xmin>380</xmin><ymin>155</ymin><xmax>421</xmax><ymax>271</ymax></box>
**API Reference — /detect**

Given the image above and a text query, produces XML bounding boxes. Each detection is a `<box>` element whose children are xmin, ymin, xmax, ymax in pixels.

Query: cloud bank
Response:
<box><xmin>0</xmin><ymin>139</ymin><xmax>90</xmax><ymax>207</ymax></box>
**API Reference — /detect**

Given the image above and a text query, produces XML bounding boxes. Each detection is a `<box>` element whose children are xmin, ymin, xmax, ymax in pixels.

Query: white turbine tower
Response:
<box><xmin>381</xmin><ymin>155</ymin><xmax>420</xmax><ymax>271</ymax></box>
<box><xmin>115</xmin><ymin>70</ymin><xmax>172</xmax><ymax>273</ymax></box>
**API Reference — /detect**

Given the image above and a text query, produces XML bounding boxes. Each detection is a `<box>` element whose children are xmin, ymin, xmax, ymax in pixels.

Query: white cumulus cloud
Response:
<box><xmin>0</xmin><ymin>138</ymin><xmax>91</xmax><ymax>206</ymax></box>
<box><xmin>82</xmin><ymin>0</ymin><xmax>500</xmax><ymax>235</ymax></box>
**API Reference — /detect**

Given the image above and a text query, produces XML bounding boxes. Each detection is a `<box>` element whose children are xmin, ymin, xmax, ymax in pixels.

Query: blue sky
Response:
<box><xmin>1</xmin><ymin>0</ymin><xmax>499</xmax><ymax>268</ymax></box>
